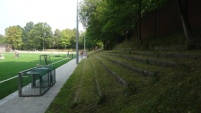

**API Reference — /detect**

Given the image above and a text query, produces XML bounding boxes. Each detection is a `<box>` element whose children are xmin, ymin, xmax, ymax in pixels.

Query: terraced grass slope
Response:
<box><xmin>46</xmin><ymin>49</ymin><xmax>201</xmax><ymax>113</ymax></box>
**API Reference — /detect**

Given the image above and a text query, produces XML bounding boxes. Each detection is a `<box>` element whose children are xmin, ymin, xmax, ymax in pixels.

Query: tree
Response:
<box><xmin>178</xmin><ymin>0</ymin><xmax>195</xmax><ymax>48</ymax></box>
<box><xmin>28</xmin><ymin>22</ymin><xmax>52</xmax><ymax>50</ymax></box>
<box><xmin>53</xmin><ymin>29</ymin><xmax>62</xmax><ymax>49</ymax></box>
<box><xmin>22</xmin><ymin>22</ymin><xmax>34</xmax><ymax>50</ymax></box>
<box><xmin>60</xmin><ymin>29</ymin><xmax>69</xmax><ymax>49</ymax></box>
<box><xmin>137</xmin><ymin>0</ymin><xmax>142</xmax><ymax>44</ymax></box>
<box><xmin>79</xmin><ymin>0</ymin><xmax>142</xmax><ymax>49</ymax></box>
<box><xmin>78</xmin><ymin>31</ymin><xmax>85</xmax><ymax>49</ymax></box>
<box><xmin>0</xmin><ymin>34</ymin><xmax>5</xmax><ymax>43</ymax></box>
<box><xmin>60</xmin><ymin>29</ymin><xmax>76</xmax><ymax>49</ymax></box>
<box><xmin>69</xmin><ymin>29</ymin><xmax>76</xmax><ymax>49</ymax></box>
<box><xmin>79</xmin><ymin>0</ymin><xmax>173</xmax><ymax>49</ymax></box>
<box><xmin>79</xmin><ymin>0</ymin><xmax>109</xmax><ymax>49</ymax></box>
<box><xmin>5</xmin><ymin>25</ymin><xmax>23</xmax><ymax>49</ymax></box>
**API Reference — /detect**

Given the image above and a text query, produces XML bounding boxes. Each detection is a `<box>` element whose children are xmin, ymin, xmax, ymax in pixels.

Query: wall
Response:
<box><xmin>0</xmin><ymin>44</ymin><xmax>12</xmax><ymax>52</ymax></box>
<box><xmin>141</xmin><ymin>0</ymin><xmax>201</xmax><ymax>39</ymax></box>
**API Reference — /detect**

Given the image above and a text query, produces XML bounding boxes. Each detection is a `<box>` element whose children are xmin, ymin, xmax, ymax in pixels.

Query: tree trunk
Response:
<box><xmin>154</xmin><ymin>8</ymin><xmax>159</xmax><ymax>36</ymax></box>
<box><xmin>137</xmin><ymin>0</ymin><xmax>142</xmax><ymax>45</ymax></box>
<box><xmin>178</xmin><ymin>0</ymin><xmax>195</xmax><ymax>48</ymax></box>
<box><xmin>103</xmin><ymin>40</ymin><xmax>107</xmax><ymax>50</ymax></box>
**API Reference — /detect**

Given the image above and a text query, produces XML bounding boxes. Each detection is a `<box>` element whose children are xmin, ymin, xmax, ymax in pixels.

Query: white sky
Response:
<box><xmin>0</xmin><ymin>0</ymin><xmax>84</xmax><ymax>35</ymax></box>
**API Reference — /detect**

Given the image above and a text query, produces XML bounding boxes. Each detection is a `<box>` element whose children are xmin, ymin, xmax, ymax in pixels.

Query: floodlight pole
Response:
<box><xmin>84</xmin><ymin>29</ymin><xmax>85</xmax><ymax>54</ymax></box>
<box><xmin>76</xmin><ymin>0</ymin><xmax>79</xmax><ymax>64</ymax></box>
<box><xmin>43</xmin><ymin>38</ymin><xmax>44</xmax><ymax>51</ymax></box>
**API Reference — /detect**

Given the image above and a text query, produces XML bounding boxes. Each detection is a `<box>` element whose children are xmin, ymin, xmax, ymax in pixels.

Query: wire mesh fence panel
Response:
<box><xmin>40</xmin><ymin>55</ymin><xmax>52</xmax><ymax>66</ymax></box>
<box><xmin>44</xmin><ymin>65</ymin><xmax>56</xmax><ymax>87</ymax></box>
<box><xmin>19</xmin><ymin>69</ymin><xmax>50</xmax><ymax>97</ymax></box>
<box><xmin>18</xmin><ymin>55</ymin><xmax>56</xmax><ymax>97</ymax></box>
<box><xmin>21</xmin><ymin>74</ymin><xmax>40</xmax><ymax>96</ymax></box>
<box><xmin>50</xmin><ymin>69</ymin><xmax>56</xmax><ymax>86</ymax></box>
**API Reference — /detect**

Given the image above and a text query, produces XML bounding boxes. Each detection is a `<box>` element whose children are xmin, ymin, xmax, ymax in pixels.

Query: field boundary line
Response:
<box><xmin>52</xmin><ymin>58</ymin><xmax>68</xmax><ymax>65</ymax></box>
<box><xmin>0</xmin><ymin>76</ymin><xmax>18</xmax><ymax>84</ymax></box>
<box><xmin>0</xmin><ymin>58</ymin><xmax>70</xmax><ymax>84</ymax></box>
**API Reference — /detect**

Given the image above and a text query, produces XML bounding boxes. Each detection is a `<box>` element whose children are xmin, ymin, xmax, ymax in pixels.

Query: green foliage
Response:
<box><xmin>143</xmin><ymin>0</ymin><xmax>168</xmax><ymax>12</ymax></box>
<box><xmin>115</xmin><ymin>31</ymin><xmax>187</xmax><ymax>50</ymax></box>
<box><xmin>78</xmin><ymin>32</ymin><xmax>85</xmax><ymax>49</ymax></box>
<box><xmin>5</xmin><ymin>25</ymin><xmax>23</xmax><ymax>49</ymax></box>
<box><xmin>22</xmin><ymin>22</ymin><xmax>34</xmax><ymax>50</ymax></box>
<box><xmin>0</xmin><ymin>34</ymin><xmax>5</xmax><ymax>43</ymax></box>
<box><xmin>4</xmin><ymin>21</ymin><xmax>82</xmax><ymax>50</ymax></box>
<box><xmin>79</xmin><ymin>0</ymin><xmax>169</xmax><ymax>50</ymax></box>
<box><xmin>29</xmin><ymin>22</ymin><xmax>53</xmax><ymax>50</ymax></box>
<box><xmin>53</xmin><ymin>29</ymin><xmax>62</xmax><ymax>49</ymax></box>
<box><xmin>60</xmin><ymin>29</ymin><xmax>76</xmax><ymax>49</ymax></box>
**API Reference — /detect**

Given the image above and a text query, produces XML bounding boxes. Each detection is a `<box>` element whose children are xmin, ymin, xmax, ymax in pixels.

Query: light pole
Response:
<box><xmin>84</xmin><ymin>31</ymin><xmax>86</xmax><ymax>54</ymax></box>
<box><xmin>43</xmin><ymin>32</ymin><xmax>46</xmax><ymax>51</ymax></box>
<box><xmin>76</xmin><ymin>0</ymin><xmax>79</xmax><ymax>64</ymax></box>
<box><xmin>43</xmin><ymin>38</ymin><xmax>44</xmax><ymax>51</ymax></box>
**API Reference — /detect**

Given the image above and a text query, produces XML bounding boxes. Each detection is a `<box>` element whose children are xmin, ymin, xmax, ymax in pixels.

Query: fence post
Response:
<box><xmin>18</xmin><ymin>72</ymin><xmax>22</xmax><ymax>97</ymax></box>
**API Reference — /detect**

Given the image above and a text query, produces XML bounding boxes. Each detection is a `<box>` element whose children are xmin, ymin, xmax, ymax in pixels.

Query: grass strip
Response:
<box><xmin>47</xmin><ymin>50</ymin><xmax>201</xmax><ymax>113</ymax></box>
<box><xmin>0</xmin><ymin>54</ymin><xmax>74</xmax><ymax>99</ymax></box>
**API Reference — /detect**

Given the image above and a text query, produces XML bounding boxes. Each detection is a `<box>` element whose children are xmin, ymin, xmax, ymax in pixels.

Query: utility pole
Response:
<box><xmin>76</xmin><ymin>0</ymin><xmax>79</xmax><ymax>64</ymax></box>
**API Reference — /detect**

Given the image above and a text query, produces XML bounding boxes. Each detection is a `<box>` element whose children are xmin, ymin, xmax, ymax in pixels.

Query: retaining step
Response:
<box><xmin>103</xmin><ymin>53</ymin><xmax>178</xmax><ymax>67</ymax></box>
<box><xmin>100</xmin><ymin>54</ymin><xmax>157</xmax><ymax>77</ymax></box>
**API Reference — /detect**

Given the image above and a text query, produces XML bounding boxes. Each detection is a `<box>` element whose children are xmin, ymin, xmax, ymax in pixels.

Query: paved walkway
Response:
<box><xmin>0</xmin><ymin>58</ymin><xmax>82</xmax><ymax>113</ymax></box>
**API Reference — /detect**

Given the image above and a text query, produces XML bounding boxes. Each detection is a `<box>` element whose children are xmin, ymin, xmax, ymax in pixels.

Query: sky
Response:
<box><xmin>0</xmin><ymin>0</ymin><xmax>84</xmax><ymax>35</ymax></box>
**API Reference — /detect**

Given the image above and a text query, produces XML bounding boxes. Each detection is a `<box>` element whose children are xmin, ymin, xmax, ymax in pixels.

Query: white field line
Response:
<box><xmin>0</xmin><ymin>76</ymin><xmax>18</xmax><ymax>84</ymax></box>
<box><xmin>0</xmin><ymin>58</ymin><xmax>69</xmax><ymax>84</ymax></box>
<box><xmin>52</xmin><ymin>58</ymin><xmax>68</xmax><ymax>65</ymax></box>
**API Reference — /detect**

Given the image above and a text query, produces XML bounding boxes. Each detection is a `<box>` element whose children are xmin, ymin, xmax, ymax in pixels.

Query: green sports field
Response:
<box><xmin>0</xmin><ymin>52</ymin><xmax>74</xmax><ymax>99</ymax></box>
